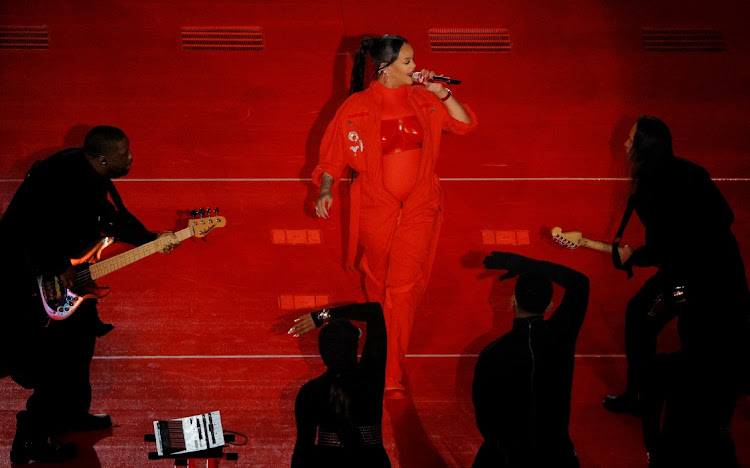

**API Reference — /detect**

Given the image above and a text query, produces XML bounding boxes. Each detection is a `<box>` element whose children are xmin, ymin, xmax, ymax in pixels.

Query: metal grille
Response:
<box><xmin>0</xmin><ymin>25</ymin><xmax>49</xmax><ymax>50</ymax></box>
<box><xmin>429</xmin><ymin>28</ymin><xmax>511</xmax><ymax>53</ymax></box>
<box><xmin>642</xmin><ymin>28</ymin><xmax>725</xmax><ymax>52</ymax></box>
<box><xmin>181</xmin><ymin>26</ymin><xmax>263</xmax><ymax>51</ymax></box>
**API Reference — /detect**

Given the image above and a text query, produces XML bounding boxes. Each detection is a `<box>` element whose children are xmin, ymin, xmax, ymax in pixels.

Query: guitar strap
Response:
<box><xmin>105</xmin><ymin>178</ymin><xmax>129</xmax><ymax>214</ymax></box>
<box><xmin>103</xmin><ymin>178</ymin><xmax>155</xmax><ymax>246</ymax></box>
<box><xmin>612</xmin><ymin>195</ymin><xmax>635</xmax><ymax>278</ymax></box>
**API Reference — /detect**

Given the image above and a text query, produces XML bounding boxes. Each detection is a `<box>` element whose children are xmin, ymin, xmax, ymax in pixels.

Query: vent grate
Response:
<box><xmin>429</xmin><ymin>28</ymin><xmax>510</xmax><ymax>53</ymax></box>
<box><xmin>642</xmin><ymin>28</ymin><xmax>725</xmax><ymax>52</ymax></box>
<box><xmin>181</xmin><ymin>26</ymin><xmax>263</xmax><ymax>51</ymax></box>
<box><xmin>0</xmin><ymin>25</ymin><xmax>49</xmax><ymax>50</ymax></box>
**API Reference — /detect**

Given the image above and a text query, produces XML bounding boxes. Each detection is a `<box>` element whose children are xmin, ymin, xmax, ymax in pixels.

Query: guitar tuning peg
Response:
<box><xmin>190</xmin><ymin>210</ymin><xmax>199</xmax><ymax>217</ymax></box>
<box><xmin>214</xmin><ymin>207</ymin><xmax>220</xmax><ymax>215</ymax></box>
<box><xmin>198</xmin><ymin>208</ymin><xmax>205</xmax><ymax>218</ymax></box>
<box><xmin>207</xmin><ymin>207</ymin><xmax>213</xmax><ymax>216</ymax></box>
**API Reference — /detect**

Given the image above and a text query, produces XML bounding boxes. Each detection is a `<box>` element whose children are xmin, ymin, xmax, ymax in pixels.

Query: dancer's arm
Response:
<box><xmin>289</xmin><ymin>302</ymin><xmax>386</xmax><ymax>372</ymax></box>
<box><xmin>484</xmin><ymin>252</ymin><xmax>589</xmax><ymax>335</ymax></box>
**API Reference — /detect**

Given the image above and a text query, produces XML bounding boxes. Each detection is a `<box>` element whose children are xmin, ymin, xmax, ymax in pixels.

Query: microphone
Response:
<box><xmin>411</xmin><ymin>71</ymin><xmax>462</xmax><ymax>85</ymax></box>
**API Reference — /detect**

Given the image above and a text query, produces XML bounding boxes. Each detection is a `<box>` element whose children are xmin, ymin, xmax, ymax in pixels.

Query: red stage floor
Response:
<box><xmin>1</xmin><ymin>356</ymin><xmax>748</xmax><ymax>467</ymax></box>
<box><xmin>1</xmin><ymin>179</ymin><xmax>748</xmax><ymax>467</ymax></box>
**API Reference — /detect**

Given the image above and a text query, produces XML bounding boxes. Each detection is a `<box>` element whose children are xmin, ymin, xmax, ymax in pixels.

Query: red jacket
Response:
<box><xmin>313</xmin><ymin>81</ymin><xmax>478</xmax><ymax>268</ymax></box>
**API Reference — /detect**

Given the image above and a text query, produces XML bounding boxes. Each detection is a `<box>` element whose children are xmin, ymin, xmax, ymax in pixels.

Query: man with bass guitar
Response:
<box><xmin>0</xmin><ymin>126</ymin><xmax>181</xmax><ymax>464</ymax></box>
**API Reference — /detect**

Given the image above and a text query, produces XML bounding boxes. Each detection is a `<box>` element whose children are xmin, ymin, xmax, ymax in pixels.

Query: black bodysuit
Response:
<box><xmin>291</xmin><ymin>302</ymin><xmax>390</xmax><ymax>468</ymax></box>
<box><xmin>472</xmin><ymin>256</ymin><xmax>589</xmax><ymax>468</ymax></box>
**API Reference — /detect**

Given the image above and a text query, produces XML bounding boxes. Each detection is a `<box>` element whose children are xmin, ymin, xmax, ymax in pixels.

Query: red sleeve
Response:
<box><xmin>442</xmin><ymin>102</ymin><xmax>478</xmax><ymax>134</ymax></box>
<box><xmin>419</xmin><ymin>88</ymin><xmax>478</xmax><ymax>135</ymax></box>
<box><xmin>312</xmin><ymin>105</ymin><xmax>350</xmax><ymax>186</ymax></box>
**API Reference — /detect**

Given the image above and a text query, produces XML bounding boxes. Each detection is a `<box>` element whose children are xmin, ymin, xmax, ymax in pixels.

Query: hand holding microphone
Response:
<box><xmin>411</xmin><ymin>70</ymin><xmax>462</xmax><ymax>85</ymax></box>
<box><xmin>411</xmin><ymin>69</ymin><xmax>471</xmax><ymax>123</ymax></box>
<box><xmin>411</xmin><ymin>69</ymin><xmax>459</xmax><ymax>101</ymax></box>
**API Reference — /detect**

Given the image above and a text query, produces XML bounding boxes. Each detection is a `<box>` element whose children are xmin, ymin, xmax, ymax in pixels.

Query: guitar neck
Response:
<box><xmin>579</xmin><ymin>237</ymin><xmax>613</xmax><ymax>253</ymax></box>
<box><xmin>89</xmin><ymin>228</ymin><xmax>192</xmax><ymax>280</ymax></box>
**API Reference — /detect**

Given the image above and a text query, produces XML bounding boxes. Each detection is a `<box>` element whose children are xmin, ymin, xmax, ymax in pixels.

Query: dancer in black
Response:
<box><xmin>474</xmin><ymin>252</ymin><xmax>589</xmax><ymax>468</ymax></box>
<box><xmin>288</xmin><ymin>302</ymin><xmax>390</xmax><ymax>467</ymax></box>
<box><xmin>604</xmin><ymin>116</ymin><xmax>749</xmax><ymax>467</ymax></box>
<box><xmin>0</xmin><ymin>126</ymin><xmax>180</xmax><ymax>464</ymax></box>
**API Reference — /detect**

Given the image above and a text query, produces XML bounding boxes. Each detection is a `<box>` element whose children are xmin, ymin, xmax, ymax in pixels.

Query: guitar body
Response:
<box><xmin>37</xmin><ymin>237</ymin><xmax>113</xmax><ymax>321</ymax></box>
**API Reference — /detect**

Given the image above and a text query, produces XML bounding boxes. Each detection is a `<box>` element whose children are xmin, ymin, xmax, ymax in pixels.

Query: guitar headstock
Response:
<box><xmin>188</xmin><ymin>207</ymin><xmax>227</xmax><ymax>238</ymax></box>
<box><xmin>551</xmin><ymin>226</ymin><xmax>582</xmax><ymax>250</ymax></box>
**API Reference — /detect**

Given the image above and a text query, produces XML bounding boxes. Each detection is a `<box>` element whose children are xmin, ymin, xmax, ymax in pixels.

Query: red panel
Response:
<box><xmin>494</xmin><ymin>230</ymin><xmax>517</xmax><ymax>245</ymax></box>
<box><xmin>284</xmin><ymin>229</ymin><xmax>308</xmax><ymax>244</ymax></box>
<box><xmin>270</xmin><ymin>228</ymin><xmax>287</xmax><ymax>244</ymax></box>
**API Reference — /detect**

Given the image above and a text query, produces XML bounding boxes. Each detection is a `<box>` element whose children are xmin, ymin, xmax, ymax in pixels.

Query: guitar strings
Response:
<box><xmin>62</xmin><ymin>240</ymin><xmax>170</xmax><ymax>289</ymax></box>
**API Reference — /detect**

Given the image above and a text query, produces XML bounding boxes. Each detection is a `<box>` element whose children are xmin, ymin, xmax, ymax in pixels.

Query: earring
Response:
<box><xmin>383</xmin><ymin>68</ymin><xmax>390</xmax><ymax>82</ymax></box>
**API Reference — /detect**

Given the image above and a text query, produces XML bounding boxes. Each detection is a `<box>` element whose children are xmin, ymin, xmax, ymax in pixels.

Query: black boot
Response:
<box><xmin>10</xmin><ymin>411</ymin><xmax>77</xmax><ymax>464</ymax></box>
<box><xmin>69</xmin><ymin>413</ymin><xmax>112</xmax><ymax>431</ymax></box>
<box><xmin>603</xmin><ymin>392</ymin><xmax>643</xmax><ymax>416</ymax></box>
<box><xmin>93</xmin><ymin>310</ymin><xmax>115</xmax><ymax>337</ymax></box>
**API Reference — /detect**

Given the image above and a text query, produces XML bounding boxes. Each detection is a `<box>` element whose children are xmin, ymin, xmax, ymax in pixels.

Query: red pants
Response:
<box><xmin>358</xmin><ymin>196</ymin><xmax>442</xmax><ymax>389</ymax></box>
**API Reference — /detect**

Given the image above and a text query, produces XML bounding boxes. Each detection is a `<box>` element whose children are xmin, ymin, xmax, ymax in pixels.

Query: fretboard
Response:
<box><xmin>89</xmin><ymin>227</ymin><xmax>192</xmax><ymax>280</ymax></box>
<box><xmin>580</xmin><ymin>237</ymin><xmax>614</xmax><ymax>253</ymax></box>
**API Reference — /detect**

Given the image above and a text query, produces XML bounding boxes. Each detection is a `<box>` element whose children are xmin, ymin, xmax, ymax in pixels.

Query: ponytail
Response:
<box><xmin>329</xmin><ymin>373</ymin><xmax>360</xmax><ymax>446</ymax></box>
<box><xmin>319</xmin><ymin>320</ymin><xmax>361</xmax><ymax>446</ymax></box>
<box><xmin>349</xmin><ymin>38</ymin><xmax>372</xmax><ymax>95</ymax></box>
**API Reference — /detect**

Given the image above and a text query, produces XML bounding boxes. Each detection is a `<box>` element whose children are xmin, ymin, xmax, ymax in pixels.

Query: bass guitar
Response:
<box><xmin>38</xmin><ymin>212</ymin><xmax>226</xmax><ymax>320</ymax></box>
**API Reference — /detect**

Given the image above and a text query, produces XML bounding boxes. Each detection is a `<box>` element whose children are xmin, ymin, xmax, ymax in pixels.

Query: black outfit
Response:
<box><xmin>0</xmin><ymin>149</ymin><xmax>156</xmax><ymax>450</ymax></box>
<box><xmin>620</xmin><ymin>157</ymin><xmax>749</xmax><ymax>393</ymax></box>
<box><xmin>473</xmin><ymin>254</ymin><xmax>589</xmax><ymax>468</ymax></box>
<box><xmin>619</xmin><ymin>157</ymin><xmax>749</xmax><ymax>466</ymax></box>
<box><xmin>291</xmin><ymin>302</ymin><xmax>390</xmax><ymax>468</ymax></box>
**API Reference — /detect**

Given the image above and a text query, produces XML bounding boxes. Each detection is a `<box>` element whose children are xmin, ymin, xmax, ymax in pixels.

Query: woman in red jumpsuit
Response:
<box><xmin>313</xmin><ymin>35</ymin><xmax>477</xmax><ymax>395</ymax></box>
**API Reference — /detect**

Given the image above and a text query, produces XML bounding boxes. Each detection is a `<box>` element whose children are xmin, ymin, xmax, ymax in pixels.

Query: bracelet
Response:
<box><xmin>317</xmin><ymin>308</ymin><xmax>330</xmax><ymax>324</ymax></box>
<box><xmin>440</xmin><ymin>88</ymin><xmax>452</xmax><ymax>102</ymax></box>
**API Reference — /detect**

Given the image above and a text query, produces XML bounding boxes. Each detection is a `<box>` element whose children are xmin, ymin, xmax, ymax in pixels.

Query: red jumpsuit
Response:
<box><xmin>313</xmin><ymin>81</ymin><xmax>477</xmax><ymax>389</ymax></box>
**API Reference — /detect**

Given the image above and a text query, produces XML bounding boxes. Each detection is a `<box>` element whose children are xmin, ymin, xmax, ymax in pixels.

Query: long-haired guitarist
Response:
<box><xmin>0</xmin><ymin>126</ymin><xmax>181</xmax><ymax>464</ymax></box>
<box><xmin>604</xmin><ymin>116</ymin><xmax>749</xmax><ymax>467</ymax></box>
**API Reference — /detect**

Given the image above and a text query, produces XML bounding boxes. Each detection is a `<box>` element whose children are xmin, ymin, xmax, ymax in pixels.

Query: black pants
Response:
<box><xmin>472</xmin><ymin>440</ymin><xmax>579</xmax><ymax>468</ymax></box>
<box><xmin>643</xmin><ymin>352</ymin><xmax>740</xmax><ymax>468</ymax></box>
<box><xmin>5</xmin><ymin>293</ymin><xmax>98</xmax><ymax>436</ymax></box>
<box><xmin>624</xmin><ymin>270</ymin><xmax>679</xmax><ymax>395</ymax></box>
<box><xmin>636</xmin><ymin>269</ymin><xmax>746</xmax><ymax>468</ymax></box>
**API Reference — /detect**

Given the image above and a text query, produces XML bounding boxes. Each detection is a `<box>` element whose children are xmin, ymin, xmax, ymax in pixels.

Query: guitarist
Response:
<box><xmin>0</xmin><ymin>126</ymin><xmax>181</xmax><ymax>464</ymax></box>
<box><xmin>604</xmin><ymin>116</ymin><xmax>749</xmax><ymax>467</ymax></box>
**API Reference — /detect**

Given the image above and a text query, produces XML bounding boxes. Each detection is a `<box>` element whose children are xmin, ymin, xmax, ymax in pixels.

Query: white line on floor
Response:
<box><xmin>93</xmin><ymin>354</ymin><xmax>625</xmax><ymax>359</ymax></box>
<box><xmin>2</xmin><ymin>178</ymin><xmax>749</xmax><ymax>183</ymax></box>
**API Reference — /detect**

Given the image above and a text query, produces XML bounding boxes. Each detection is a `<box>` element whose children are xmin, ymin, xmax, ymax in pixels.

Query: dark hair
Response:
<box><xmin>83</xmin><ymin>125</ymin><xmax>127</xmax><ymax>158</ymax></box>
<box><xmin>318</xmin><ymin>319</ymin><xmax>359</xmax><ymax>369</ymax></box>
<box><xmin>318</xmin><ymin>320</ymin><xmax>361</xmax><ymax>446</ymax></box>
<box><xmin>628</xmin><ymin>116</ymin><xmax>674</xmax><ymax>182</ymax></box>
<box><xmin>515</xmin><ymin>273</ymin><xmax>553</xmax><ymax>314</ymax></box>
<box><xmin>349</xmin><ymin>34</ymin><xmax>409</xmax><ymax>95</ymax></box>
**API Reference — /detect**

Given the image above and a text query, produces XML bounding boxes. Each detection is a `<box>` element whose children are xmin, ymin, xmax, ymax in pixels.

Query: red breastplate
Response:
<box><xmin>378</xmin><ymin>84</ymin><xmax>423</xmax><ymax>201</ymax></box>
<box><xmin>381</xmin><ymin>116</ymin><xmax>424</xmax><ymax>155</ymax></box>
